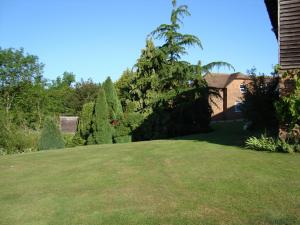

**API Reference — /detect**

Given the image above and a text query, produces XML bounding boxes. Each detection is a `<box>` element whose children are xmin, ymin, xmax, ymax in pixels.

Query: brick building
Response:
<box><xmin>204</xmin><ymin>73</ymin><xmax>250</xmax><ymax>121</ymax></box>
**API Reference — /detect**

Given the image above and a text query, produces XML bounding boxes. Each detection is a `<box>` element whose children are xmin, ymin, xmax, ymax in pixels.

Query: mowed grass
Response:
<box><xmin>0</xmin><ymin>123</ymin><xmax>300</xmax><ymax>225</ymax></box>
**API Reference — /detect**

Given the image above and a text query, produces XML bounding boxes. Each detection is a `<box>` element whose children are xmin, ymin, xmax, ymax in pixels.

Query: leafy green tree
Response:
<box><xmin>72</xmin><ymin>79</ymin><xmax>99</xmax><ymax>114</ymax></box>
<box><xmin>88</xmin><ymin>86</ymin><xmax>112</xmax><ymax>144</ymax></box>
<box><xmin>46</xmin><ymin>72</ymin><xmax>76</xmax><ymax>116</ymax></box>
<box><xmin>0</xmin><ymin>47</ymin><xmax>44</xmax><ymax>117</ymax></box>
<box><xmin>15</xmin><ymin>81</ymin><xmax>48</xmax><ymax>129</ymax></box>
<box><xmin>38</xmin><ymin>118</ymin><xmax>65</xmax><ymax>150</ymax></box>
<box><xmin>103</xmin><ymin>77</ymin><xmax>123</xmax><ymax>121</ymax></box>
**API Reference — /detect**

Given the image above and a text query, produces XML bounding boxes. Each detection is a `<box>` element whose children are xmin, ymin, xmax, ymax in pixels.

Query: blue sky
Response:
<box><xmin>0</xmin><ymin>0</ymin><xmax>278</xmax><ymax>82</ymax></box>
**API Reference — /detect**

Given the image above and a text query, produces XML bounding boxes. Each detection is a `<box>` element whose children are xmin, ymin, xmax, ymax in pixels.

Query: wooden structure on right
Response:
<box><xmin>265</xmin><ymin>0</ymin><xmax>300</xmax><ymax>138</ymax></box>
<box><xmin>265</xmin><ymin>0</ymin><xmax>300</xmax><ymax>70</ymax></box>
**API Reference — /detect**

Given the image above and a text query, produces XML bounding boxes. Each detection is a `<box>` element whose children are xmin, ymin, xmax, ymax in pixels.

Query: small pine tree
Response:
<box><xmin>74</xmin><ymin>102</ymin><xmax>94</xmax><ymax>144</ymax></box>
<box><xmin>38</xmin><ymin>118</ymin><xmax>65</xmax><ymax>150</ymax></box>
<box><xmin>92</xmin><ymin>85</ymin><xmax>112</xmax><ymax>144</ymax></box>
<box><xmin>102</xmin><ymin>77</ymin><xmax>123</xmax><ymax>121</ymax></box>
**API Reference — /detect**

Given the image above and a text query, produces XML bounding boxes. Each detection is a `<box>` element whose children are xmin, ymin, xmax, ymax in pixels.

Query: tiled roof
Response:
<box><xmin>204</xmin><ymin>73</ymin><xmax>249</xmax><ymax>89</ymax></box>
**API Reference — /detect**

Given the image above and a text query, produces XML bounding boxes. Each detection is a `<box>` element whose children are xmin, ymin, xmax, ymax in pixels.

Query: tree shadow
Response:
<box><xmin>131</xmin><ymin>88</ymin><xmax>253</xmax><ymax>147</ymax></box>
<box><xmin>132</xmin><ymin>88</ymin><xmax>212</xmax><ymax>142</ymax></box>
<box><xmin>173</xmin><ymin>121</ymin><xmax>249</xmax><ymax>147</ymax></box>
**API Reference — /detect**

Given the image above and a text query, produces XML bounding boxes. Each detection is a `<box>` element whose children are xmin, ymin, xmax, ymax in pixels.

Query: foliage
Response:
<box><xmin>0</xmin><ymin>127</ymin><xmax>38</xmax><ymax>155</ymax></box>
<box><xmin>72</xmin><ymin>79</ymin><xmax>99</xmax><ymax>114</ymax></box>
<box><xmin>38</xmin><ymin>118</ymin><xmax>65</xmax><ymax>150</ymax></box>
<box><xmin>0</xmin><ymin>110</ymin><xmax>38</xmax><ymax>154</ymax></box>
<box><xmin>133</xmin><ymin>84</ymin><xmax>212</xmax><ymax>141</ymax></box>
<box><xmin>148</xmin><ymin>0</ymin><xmax>233</xmax><ymax>91</ymax></box>
<box><xmin>115</xmin><ymin>69</ymin><xmax>136</xmax><ymax>110</ymax></box>
<box><xmin>103</xmin><ymin>76</ymin><xmax>123</xmax><ymax>121</ymax></box>
<box><xmin>150</xmin><ymin>0</ymin><xmax>202</xmax><ymax>62</ymax></box>
<box><xmin>88</xmin><ymin>86</ymin><xmax>112</xmax><ymax>144</ymax></box>
<box><xmin>0</xmin><ymin>48</ymin><xmax>44</xmax><ymax>113</ymax></box>
<box><xmin>275</xmin><ymin>71</ymin><xmax>300</xmax><ymax>130</ymax></box>
<box><xmin>46</xmin><ymin>71</ymin><xmax>77</xmax><ymax>116</ymax></box>
<box><xmin>276</xmin><ymin>140</ymin><xmax>299</xmax><ymax>153</ymax></box>
<box><xmin>0</xmin><ymin>47</ymin><xmax>46</xmax><ymax>129</ymax></box>
<box><xmin>242</xmin><ymin>68</ymin><xmax>279</xmax><ymax>130</ymax></box>
<box><xmin>124</xmin><ymin>110</ymin><xmax>145</xmax><ymax>132</ymax></box>
<box><xmin>1</xmin><ymin>0</ymin><xmax>236</xmax><ymax>151</ymax></box>
<box><xmin>113</xmin><ymin>0</ymin><xmax>234</xmax><ymax>141</ymax></box>
<box><xmin>63</xmin><ymin>133</ymin><xmax>78</xmax><ymax>148</ymax></box>
<box><xmin>75</xmin><ymin>102</ymin><xmax>94</xmax><ymax>144</ymax></box>
<box><xmin>245</xmin><ymin>133</ymin><xmax>299</xmax><ymax>153</ymax></box>
<box><xmin>245</xmin><ymin>135</ymin><xmax>278</xmax><ymax>152</ymax></box>
<box><xmin>131</xmin><ymin>39</ymin><xmax>167</xmax><ymax>114</ymax></box>
<box><xmin>71</xmin><ymin>134</ymin><xmax>85</xmax><ymax>146</ymax></box>
<box><xmin>113</xmin><ymin>120</ymin><xmax>132</xmax><ymax>143</ymax></box>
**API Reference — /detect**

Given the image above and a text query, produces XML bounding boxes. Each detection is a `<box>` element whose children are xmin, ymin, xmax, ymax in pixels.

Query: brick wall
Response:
<box><xmin>210</xmin><ymin>79</ymin><xmax>250</xmax><ymax>121</ymax></box>
<box><xmin>210</xmin><ymin>89</ymin><xmax>225</xmax><ymax>120</ymax></box>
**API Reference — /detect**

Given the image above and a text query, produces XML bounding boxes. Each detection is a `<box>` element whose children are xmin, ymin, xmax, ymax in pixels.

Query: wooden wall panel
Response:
<box><xmin>280</xmin><ymin>0</ymin><xmax>300</xmax><ymax>69</ymax></box>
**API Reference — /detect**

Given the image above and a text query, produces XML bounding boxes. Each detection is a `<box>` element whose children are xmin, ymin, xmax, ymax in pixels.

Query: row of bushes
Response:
<box><xmin>245</xmin><ymin>134</ymin><xmax>299</xmax><ymax>153</ymax></box>
<box><xmin>0</xmin><ymin>117</ymin><xmax>77</xmax><ymax>155</ymax></box>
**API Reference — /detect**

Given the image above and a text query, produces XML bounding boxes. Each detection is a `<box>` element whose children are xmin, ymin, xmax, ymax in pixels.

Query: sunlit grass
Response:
<box><xmin>0</xmin><ymin>123</ymin><xmax>299</xmax><ymax>225</ymax></box>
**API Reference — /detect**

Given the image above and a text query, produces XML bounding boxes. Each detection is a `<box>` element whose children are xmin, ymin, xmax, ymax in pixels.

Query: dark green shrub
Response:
<box><xmin>113</xmin><ymin>121</ymin><xmax>131</xmax><ymax>143</ymax></box>
<box><xmin>132</xmin><ymin>86</ymin><xmax>212</xmax><ymax>141</ymax></box>
<box><xmin>0</xmin><ymin>112</ymin><xmax>38</xmax><ymax>154</ymax></box>
<box><xmin>90</xmin><ymin>86</ymin><xmax>112</xmax><ymax>144</ymax></box>
<box><xmin>87</xmin><ymin>134</ymin><xmax>96</xmax><ymax>145</ymax></box>
<box><xmin>71</xmin><ymin>134</ymin><xmax>85</xmax><ymax>146</ymax></box>
<box><xmin>125</xmin><ymin>111</ymin><xmax>144</xmax><ymax>131</ymax></box>
<box><xmin>114</xmin><ymin>135</ymin><xmax>132</xmax><ymax>143</ymax></box>
<box><xmin>63</xmin><ymin>133</ymin><xmax>77</xmax><ymax>148</ymax></box>
<box><xmin>276</xmin><ymin>140</ymin><xmax>295</xmax><ymax>153</ymax></box>
<box><xmin>38</xmin><ymin>118</ymin><xmax>65</xmax><ymax>150</ymax></box>
<box><xmin>242</xmin><ymin>70</ymin><xmax>279</xmax><ymax>130</ymax></box>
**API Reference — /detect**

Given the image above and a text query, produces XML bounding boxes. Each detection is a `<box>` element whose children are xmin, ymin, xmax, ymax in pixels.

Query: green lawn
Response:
<box><xmin>1</xmin><ymin>123</ymin><xmax>300</xmax><ymax>225</ymax></box>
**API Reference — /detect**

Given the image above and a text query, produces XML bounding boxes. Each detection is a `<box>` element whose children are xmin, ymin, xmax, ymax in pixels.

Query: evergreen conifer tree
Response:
<box><xmin>38</xmin><ymin>118</ymin><xmax>65</xmax><ymax>150</ymax></box>
<box><xmin>102</xmin><ymin>77</ymin><xmax>123</xmax><ymax>121</ymax></box>
<box><xmin>74</xmin><ymin>102</ymin><xmax>94</xmax><ymax>145</ymax></box>
<box><xmin>91</xmin><ymin>85</ymin><xmax>112</xmax><ymax>144</ymax></box>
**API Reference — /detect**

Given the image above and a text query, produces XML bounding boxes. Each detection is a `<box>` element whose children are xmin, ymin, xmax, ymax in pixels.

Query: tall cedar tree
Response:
<box><xmin>149</xmin><ymin>0</ymin><xmax>233</xmax><ymax>90</ymax></box>
<box><xmin>102</xmin><ymin>77</ymin><xmax>123</xmax><ymax>121</ymax></box>
<box><xmin>38</xmin><ymin>118</ymin><xmax>65</xmax><ymax>150</ymax></box>
<box><xmin>88</xmin><ymin>86</ymin><xmax>112</xmax><ymax>144</ymax></box>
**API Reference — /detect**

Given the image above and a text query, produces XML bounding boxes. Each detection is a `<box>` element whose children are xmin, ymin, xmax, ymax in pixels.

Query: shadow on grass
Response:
<box><xmin>173</xmin><ymin>121</ymin><xmax>250</xmax><ymax>147</ymax></box>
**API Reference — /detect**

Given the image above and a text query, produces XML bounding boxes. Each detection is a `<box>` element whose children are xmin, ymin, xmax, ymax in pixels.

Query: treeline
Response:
<box><xmin>0</xmin><ymin>47</ymin><xmax>99</xmax><ymax>130</ymax></box>
<box><xmin>0</xmin><ymin>47</ymin><xmax>101</xmax><ymax>153</ymax></box>
<box><xmin>1</xmin><ymin>0</ymin><xmax>234</xmax><ymax>154</ymax></box>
